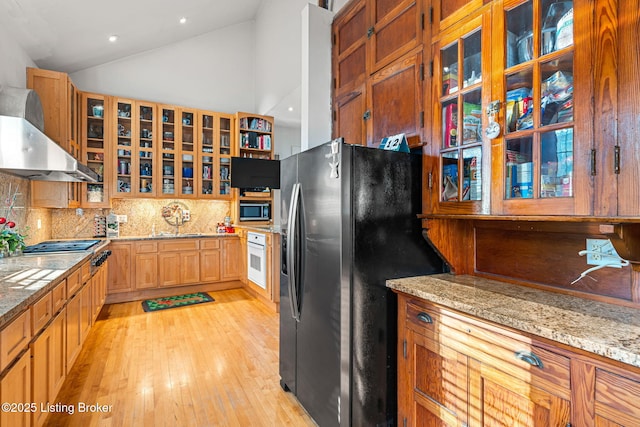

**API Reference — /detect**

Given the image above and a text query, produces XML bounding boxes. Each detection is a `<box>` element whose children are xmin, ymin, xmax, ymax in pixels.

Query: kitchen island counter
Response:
<box><xmin>387</xmin><ymin>273</ymin><xmax>640</xmax><ymax>368</ymax></box>
<box><xmin>0</xmin><ymin>252</ymin><xmax>91</xmax><ymax>326</ymax></box>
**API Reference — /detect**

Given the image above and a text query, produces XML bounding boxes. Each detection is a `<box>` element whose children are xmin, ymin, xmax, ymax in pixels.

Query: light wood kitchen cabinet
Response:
<box><xmin>112</xmin><ymin>99</ymin><xmax>158</xmax><ymax>198</ymax></box>
<box><xmin>196</xmin><ymin>111</ymin><xmax>235</xmax><ymax>199</ymax></box>
<box><xmin>91</xmin><ymin>262</ymin><xmax>108</xmax><ymax>322</ymax></box>
<box><xmin>0</xmin><ymin>310</ymin><xmax>31</xmax><ymax>372</ymax></box>
<box><xmin>65</xmin><ymin>289</ymin><xmax>81</xmax><ymax>373</ymax></box>
<box><xmin>107</xmin><ymin>241</ymin><xmax>133</xmax><ymax>294</ymax></box>
<box><xmin>27</xmin><ymin>67</ymin><xmax>81</xmax><ymax>209</ymax></box>
<box><xmin>200</xmin><ymin>239</ymin><xmax>221</xmax><ymax>283</ymax></box>
<box><xmin>0</xmin><ymin>350</ymin><xmax>31</xmax><ymax>427</ymax></box>
<box><xmin>31</xmin><ymin>310</ymin><xmax>65</xmax><ymax>427</ymax></box>
<box><xmin>221</xmin><ymin>237</ymin><xmax>242</xmax><ymax>281</ymax></box>
<box><xmin>81</xmin><ymin>92</ymin><xmax>111</xmax><ymax>208</ymax></box>
<box><xmin>134</xmin><ymin>242</ymin><xmax>158</xmax><ymax>290</ymax></box>
<box><xmin>158</xmin><ymin>239</ymin><xmax>200</xmax><ymax>286</ymax></box>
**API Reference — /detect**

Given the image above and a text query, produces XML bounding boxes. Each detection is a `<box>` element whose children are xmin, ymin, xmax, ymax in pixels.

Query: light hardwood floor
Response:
<box><xmin>44</xmin><ymin>288</ymin><xmax>316</xmax><ymax>427</ymax></box>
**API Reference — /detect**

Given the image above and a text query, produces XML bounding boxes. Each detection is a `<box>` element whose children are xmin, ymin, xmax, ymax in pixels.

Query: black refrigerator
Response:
<box><xmin>279</xmin><ymin>139</ymin><xmax>446</xmax><ymax>427</ymax></box>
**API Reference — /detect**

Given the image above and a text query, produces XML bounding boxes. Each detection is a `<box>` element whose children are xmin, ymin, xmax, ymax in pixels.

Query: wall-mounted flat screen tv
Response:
<box><xmin>230</xmin><ymin>157</ymin><xmax>280</xmax><ymax>189</ymax></box>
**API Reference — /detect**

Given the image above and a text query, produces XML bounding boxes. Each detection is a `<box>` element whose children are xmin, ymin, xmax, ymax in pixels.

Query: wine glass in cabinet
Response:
<box><xmin>81</xmin><ymin>93</ymin><xmax>110</xmax><ymax>207</ymax></box>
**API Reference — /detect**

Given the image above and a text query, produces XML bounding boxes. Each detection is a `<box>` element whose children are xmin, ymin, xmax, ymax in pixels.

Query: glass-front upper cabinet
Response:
<box><xmin>137</xmin><ymin>102</ymin><xmax>156</xmax><ymax>197</ymax></box>
<box><xmin>81</xmin><ymin>93</ymin><xmax>110</xmax><ymax>208</ymax></box>
<box><xmin>160</xmin><ymin>106</ymin><xmax>178</xmax><ymax>197</ymax></box>
<box><xmin>198</xmin><ymin>111</ymin><xmax>216</xmax><ymax>198</ymax></box>
<box><xmin>492</xmin><ymin>0</ymin><xmax>586</xmax><ymax>215</ymax></box>
<box><xmin>218</xmin><ymin>114</ymin><xmax>233</xmax><ymax>198</ymax></box>
<box><xmin>432</xmin><ymin>12</ymin><xmax>491</xmax><ymax>215</ymax></box>
<box><xmin>179</xmin><ymin>109</ymin><xmax>197</xmax><ymax>198</ymax></box>
<box><xmin>114</xmin><ymin>99</ymin><xmax>134</xmax><ymax>197</ymax></box>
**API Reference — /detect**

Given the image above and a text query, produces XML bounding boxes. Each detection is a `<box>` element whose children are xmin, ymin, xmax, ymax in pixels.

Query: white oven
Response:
<box><xmin>247</xmin><ymin>232</ymin><xmax>267</xmax><ymax>289</ymax></box>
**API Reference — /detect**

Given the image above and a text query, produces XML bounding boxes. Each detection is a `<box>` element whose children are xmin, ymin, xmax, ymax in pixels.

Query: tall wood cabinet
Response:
<box><xmin>27</xmin><ymin>67</ymin><xmax>81</xmax><ymax>209</ymax></box>
<box><xmin>333</xmin><ymin>0</ymin><xmax>425</xmax><ymax>147</ymax></box>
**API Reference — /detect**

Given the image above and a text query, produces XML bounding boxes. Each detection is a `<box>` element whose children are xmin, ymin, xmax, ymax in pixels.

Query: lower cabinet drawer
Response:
<box><xmin>0</xmin><ymin>310</ymin><xmax>31</xmax><ymax>372</ymax></box>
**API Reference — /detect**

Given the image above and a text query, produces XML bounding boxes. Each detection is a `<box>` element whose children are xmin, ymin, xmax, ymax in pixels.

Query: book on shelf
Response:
<box><xmin>239</xmin><ymin>117</ymin><xmax>272</xmax><ymax>132</ymax></box>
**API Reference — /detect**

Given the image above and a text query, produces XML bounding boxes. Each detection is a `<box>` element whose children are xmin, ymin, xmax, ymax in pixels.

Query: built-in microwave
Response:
<box><xmin>239</xmin><ymin>202</ymin><xmax>271</xmax><ymax>221</ymax></box>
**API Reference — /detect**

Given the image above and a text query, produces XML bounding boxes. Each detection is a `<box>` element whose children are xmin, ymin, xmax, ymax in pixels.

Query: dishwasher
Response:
<box><xmin>247</xmin><ymin>231</ymin><xmax>267</xmax><ymax>289</ymax></box>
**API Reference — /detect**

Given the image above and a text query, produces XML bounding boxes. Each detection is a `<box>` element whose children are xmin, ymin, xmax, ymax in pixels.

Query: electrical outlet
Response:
<box><xmin>586</xmin><ymin>239</ymin><xmax>622</xmax><ymax>267</ymax></box>
<box><xmin>117</xmin><ymin>215</ymin><xmax>128</xmax><ymax>223</ymax></box>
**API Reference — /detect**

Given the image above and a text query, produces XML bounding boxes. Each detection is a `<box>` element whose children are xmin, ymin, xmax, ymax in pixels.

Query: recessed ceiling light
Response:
<box><xmin>288</xmin><ymin>107</ymin><xmax>294</xmax><ymax>112</ymax></box>
<box><xmin>179</xmin><ymin>17</ymin><xmax>187</xmax><ymax>24</ymax></box>
<box><xmin>108</xmin><ymin>35</ymin><xmax>118</xmax><ymax>42</ymax></box>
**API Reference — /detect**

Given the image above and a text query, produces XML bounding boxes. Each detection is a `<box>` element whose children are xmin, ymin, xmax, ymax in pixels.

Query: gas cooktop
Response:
<box><xmin>23</xmin><ymin>239</ymin><xmax>101</xmax><ymax>254</ymax></box>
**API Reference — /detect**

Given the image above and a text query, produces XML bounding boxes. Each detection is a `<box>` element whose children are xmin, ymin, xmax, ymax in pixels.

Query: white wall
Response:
<box><xmin>254</xmin><ymin>0</ymin><xmax>312</xmax><ymax>115</ymax></box>
<box><xmin>70</xmin><ymin>22</ymin><xmax>256</xmax><ymax>113</ymax></box>
<box><xmin>0</xmin><ymin>25</ymin><xmax>36</xmax><ymax>88</ymax></box>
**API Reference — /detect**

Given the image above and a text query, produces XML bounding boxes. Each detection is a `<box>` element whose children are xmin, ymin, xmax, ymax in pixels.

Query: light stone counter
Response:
<box><xmin>387</xmin><ymin>273</ymin><xmax>640</xmax><ymax>368</ymax></box>
<box><xmin>0</xmin><ymin>252</ymin><xmax>91</xmax><ymax>327</ymax></box>
<box><xmin>109</xmin><ymin>233</ymin><xmax>238</xmax><ymax>241</ymax></box>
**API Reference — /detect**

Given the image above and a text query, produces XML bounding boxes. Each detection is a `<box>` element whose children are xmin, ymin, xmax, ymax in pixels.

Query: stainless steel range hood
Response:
<box><xmin>0</xmin><ymin>86</ymin><xmax>98</xmax><ymax>182</ymax></box>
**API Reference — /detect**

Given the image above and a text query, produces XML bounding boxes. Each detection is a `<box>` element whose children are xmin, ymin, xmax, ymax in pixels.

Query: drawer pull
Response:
<box><xmin>515</xmin><ymin>350</ymin><xmax>544</xmax><ymax>369</ymax></box>
<box><xmin>416</xmin><ymin>312</ymin><xmax>433</xmax><ymax>324</ymax></box>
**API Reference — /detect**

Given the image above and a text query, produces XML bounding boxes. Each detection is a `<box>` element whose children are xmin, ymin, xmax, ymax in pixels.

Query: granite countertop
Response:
<box><xmin>387</xmin><ymin>273</ymin><xmax>640</xmax><ymax>369</ymax></box>
<box><xmin>110</xmin><ymin>233</ymin><xmax>239</xmax><ymax>241</ymax></box>
<box><xmin>0</xmin><ymin>252</ymin><xmax>91</xmax><ymax>327</ymax></box>
<box><xmin>237</xmin><ymin>225</ymin><xmax>281</xmax><ymax>234</ymax></box>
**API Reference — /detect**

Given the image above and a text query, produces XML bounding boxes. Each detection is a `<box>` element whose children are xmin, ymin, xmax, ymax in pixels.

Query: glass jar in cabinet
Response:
<box><xmin>430</xmin><ymin>12</ymin><xmax>492</xmax><ymax>215</ymax></box>
<box><xmin>491</xmin><ymin>0</ymin><xmax>589</xmax><ymax>216</ymax></box>
<box><xmin>81</xmin><ymin>93</ymin><xmax>110</xmax><ymax>207</ymax></box>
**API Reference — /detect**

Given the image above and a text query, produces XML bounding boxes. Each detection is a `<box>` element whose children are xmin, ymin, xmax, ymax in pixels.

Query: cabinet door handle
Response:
<box><xmin>416</xmin><ymin>312</ymin><xmax>433</xmax><ymax>324</ymax></box>
<box><xmin>514</xmin><ymin>350</ymin><xmax>543</xmax><ymax>368</ymax></box>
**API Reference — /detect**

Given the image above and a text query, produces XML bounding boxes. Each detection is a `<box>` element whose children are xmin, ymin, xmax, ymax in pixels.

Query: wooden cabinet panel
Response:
<box><xmin>158</xmin><ymin>252</ymin><xmax>181</xmax><ymax>287</ymax></box>
<box><xmin>595</xmin><ymin>368</ymin><xmax>640</xmax><ymax>426</ymax></box>
<box><xmin>30</xmin><ymin>292</ymin><xmax>52</xmax><ymax>336</ymax></box>
<box><xmin>0</xmin><ymin>350</ymin><xmax>31</xmax><ymax>427</ymax></box>
<box><xmin>107</xmin><ymin>242</ymin><xmax>133</xmax><ymax>294</ymax></box>
<box><xmin>52</xmin><ymin>280</ymin><xmax>67</xmax><ymax>314</ymax></box>
<box><xmin>0</xmin><ymin>310</ymin><xmax>31</xmax><ymax>372</ymax></box>
<box><xmin>409</xmin><ymin>332</ymin><xmax>468</xmax><ymax>426</ymax></box>
<box><xmin>31</xmin><ymin>315</ymin><xmax>55</xmax><ymax>427</ymax></box>
<box><xmin>222</xmin><ymin>238</ymin><xmax>242</xmax><ymax>281</ymax></box>
<box><xmin>80</xmin><ymin>281</ymin><xmax>92</xmax><ymax>342</ymax></box>
<box><xmin>135</xmin><ymin>252</ymin><xmax>158</xmax><ymax>289</ymax></box>
<box><xmin>65</xmin><ymin>291</ymin><xmax>81</xmax><ymax>374</ymax></box>
<box><xmin>333</xmin><ymin>86</ymin><xmax>366</xmax><ymax>145</ymax></box>
<box><xmin>333</xmin><ymin>0</ymin><xmax>367</xmax><ymax>96</ymax></box>
<box><xmin>29</xmin><ymin>311</ymin><xmax>67</xmax><ymax>427</ymax></box>
<box><xmin>200</xmin><ymin>249</ymin><xmax>221</xmax><ymax>283</ymax></box>
<box><xmin>468</xmin><ymin>357</ymin><xmax>571</xmax><ymax>426</ymax></box>
<box><xmin>367</xmin><ymin>50</ymin><xmax>423</xmax><ymax>147</ymax></box>
<box><xmin>66</xmin><ymin>267</ymin><xmax>82</xmax><ymax>297</ymax></box>
<box><xmin>368</xmin><ymin>0</ymin><xmax>422</xmax><ymax>73</ymax></box>
<box><xmin>180</xmin><ymin>252</ymin><xmax>200</xmax><ymax>284</ymax></box>
<box><xmin>158</xmin><ymin>239</ymin><xmax>199</xmax><ymax>252</ymax></box>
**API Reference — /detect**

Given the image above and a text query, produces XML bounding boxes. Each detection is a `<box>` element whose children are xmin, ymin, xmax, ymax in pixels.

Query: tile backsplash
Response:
<box><xmin>52</xmin><ymin>198</ymin><xmax>231</xmax><ymax>238</ymax></box>
<box><xmin>0</xmin><ymin>173</ymin><xmax>50</xmax><ymax>245</ymax></box>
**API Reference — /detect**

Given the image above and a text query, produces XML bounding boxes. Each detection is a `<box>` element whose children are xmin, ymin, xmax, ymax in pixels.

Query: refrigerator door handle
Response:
<box><xmin>287</xmin><ymin>182</ymin><xmax>301</xmax><ymax>322</ymax></box>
